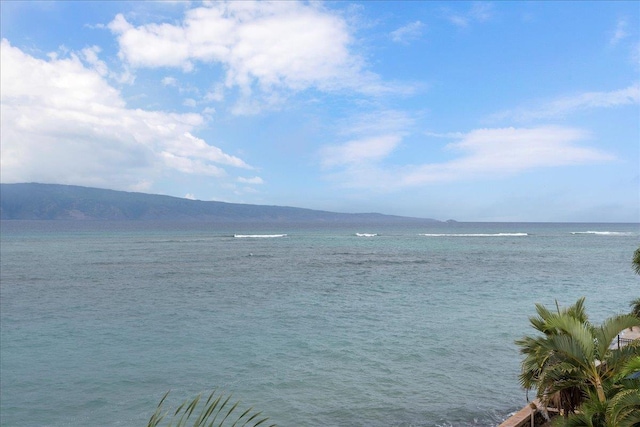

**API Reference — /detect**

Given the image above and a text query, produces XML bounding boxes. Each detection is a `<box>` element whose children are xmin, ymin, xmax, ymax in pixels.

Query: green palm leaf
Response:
<box><xmin>518</xmin><ymin>296</ymin><xmax>640</xmax><ymax>426</ymax></box>
<box><xmin>595</xmin><ymin>314</ymin><xmax>640</xmax><ymax>357</ymax></box>
<box><xmin>632</xmin><ymin>247</ymin><xmax>640</xmax><ymax>276</ymax></box>
<box><xmin>147</xmin><ymin>390</ymin><xmax>275</xmax><ymax>427</ymax></box>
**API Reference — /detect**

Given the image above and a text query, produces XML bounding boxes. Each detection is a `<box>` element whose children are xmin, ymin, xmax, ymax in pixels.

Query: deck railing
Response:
<box><xmin>616</xmin><ymin>335</ymin><xmax>635</xmax><ymax>349</ymax></box>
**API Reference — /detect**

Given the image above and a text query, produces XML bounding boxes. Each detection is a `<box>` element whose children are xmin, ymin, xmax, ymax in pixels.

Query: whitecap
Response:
<box><xmin>355</xmin><ymin>233</ymin><xmax>377</xmax><ymax>237</ymax></box>
<box><xmin>233</xmin><ymin>234</ymin><xmax>288</xmax><ymax>238</ymax></box>
<box><xmin>570</xmin><ymin>231</ymin><xmax>633</xmax><ymax>236</ymax></box>
<box><xmin>419</xmin><ymin>233</ymin><xmax>529</xmax><ymax>237</ymax></box>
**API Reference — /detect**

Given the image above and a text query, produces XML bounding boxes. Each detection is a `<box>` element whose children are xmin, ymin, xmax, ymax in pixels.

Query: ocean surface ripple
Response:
<box><xmin>1</xmin><ymin>221</ymin><xmax>638</xmax><ymax>426</ymax></box>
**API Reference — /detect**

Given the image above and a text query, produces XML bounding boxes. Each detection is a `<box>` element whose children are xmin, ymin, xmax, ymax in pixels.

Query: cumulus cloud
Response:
<box><xmin>0</xmin><ymin>39</ymin><xmax>250</xmax><ymax>190</ymax></box>
<box><xmin>322</xmin><ymin>126</ymin><xmax>614</xmax><ymax>189</ymax></box>
<box><xmin>107</xmin><ymin>1</ymin><xmax>391</xmax><ymax>111</ymax></box>
<box><xmin>80</xmin><ymin>45</ymin><xmax>108</xmax><ymax>76</ymax></box>
<box><xmin>490</xmin><ymin>83</ymin><xmax>640</xmax><ymax>122</ymax></box>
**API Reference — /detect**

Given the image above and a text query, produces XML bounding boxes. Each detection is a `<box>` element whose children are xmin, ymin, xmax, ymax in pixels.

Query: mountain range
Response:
<box><xmin>0</xmin><ymin>183</ymin><xmax>438</xmax><ymax>222</ymax></box>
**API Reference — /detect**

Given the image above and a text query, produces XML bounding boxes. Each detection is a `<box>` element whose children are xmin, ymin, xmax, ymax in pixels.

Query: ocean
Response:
<box><xmin>1</xmin><ymin>221</ymin><xmax>638</xmax><ymax>426</ymax></box>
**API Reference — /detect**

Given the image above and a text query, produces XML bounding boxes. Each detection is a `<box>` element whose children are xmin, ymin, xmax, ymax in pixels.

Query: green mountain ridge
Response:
<box><xmin>0</xmin><ymin>183</ymin><xmax>439</xmax><ymax>222</ymax></box>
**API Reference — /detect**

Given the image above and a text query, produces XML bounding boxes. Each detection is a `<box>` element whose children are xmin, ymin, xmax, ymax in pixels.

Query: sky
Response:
<box><xmin>1</xmin><ymin>1</ymin><xmax>639</xmax><ymax>222</ymax></box>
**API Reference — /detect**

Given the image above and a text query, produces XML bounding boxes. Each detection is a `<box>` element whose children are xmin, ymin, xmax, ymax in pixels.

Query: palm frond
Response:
<box><xmin>595</xmin><ymin>314</ymin><xmax>640</xmax><ymax>357</ymax></box>
<box><xmin>147</xmin><ymin>390</ymin><xmax>275</xmax><ymax>427</ymax></box>
<box><xmin>615</xmin><ymin>355</ymin><xmax>640</xmax><ymax>380</ymax></box>
<box><xmin>630</xmin><ymin>296</ymin><xmax>640</xmax><ymax>318</ymax></box>
<box><xmin>561</xmin><ymin>390</ymin><xmax>606</xmax><ymax>427</ymax></box>
<box><xmin>606</xmin><ymin>388</ymin><xmax>640</xmax><ymax>427</ymax></box>
<box><xmin>632</xmin><ymin>247</ymin><xmax>640</xmax><ymax>276</ymax></box>
<box><xmin>566</xmin><ymin>297</ymin><xmax>589</xmax><ymax>325</ymax></box>
<box><xmin>601</xmin><ymin>344</ymin><xmax>640</xmax><ymax>383</ymax></box>
<box><xmin>517</xmin><ymin>298</ymin><xmax>640</xmax><ymax>421</ymax></box>
<box><xmin>544</xmin><ymin>333</ymin><xmax>592</xmax><ymax>372</ymax></box>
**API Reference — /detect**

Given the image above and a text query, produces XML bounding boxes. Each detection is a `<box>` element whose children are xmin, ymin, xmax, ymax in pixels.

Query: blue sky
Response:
<box><xmin>1</xmin><ymin>1</ymin><xmax>638</xmax><ymax>221</ymax></box>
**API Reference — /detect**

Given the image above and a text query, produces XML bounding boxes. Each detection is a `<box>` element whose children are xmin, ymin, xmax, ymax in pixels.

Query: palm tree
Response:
<box><xmin>561</xmin><ymin>389</ymin><xmax>608</xmax><ymax>427</ymax></box>
<box><xmin>517</xmin><ymin>298</ymin><xmax>590</xmax><ymax>416</ymax></box>
<box><xmin>561</xmin><ymin>356</ymin><xmax>640</xmax><ymax>427</ymax></box>
<box><xmin>516</xmin><ymin>298</ymin><xmax>640</xmax><ymax>419</ymax></box>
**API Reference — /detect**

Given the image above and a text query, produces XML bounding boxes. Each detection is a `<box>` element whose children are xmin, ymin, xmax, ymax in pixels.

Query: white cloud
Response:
<box><xmin>239</xmin><ymin>186</ymin><xmax>260</xmax><ymax>194</ymax></box>
<box><xmin>320</xmin><ymin>110</ymin><xmax>412</xmax><ymax>183</ymax></box>
<box><xmin>447</xmin><ymin>2</ymin><xmax>494</xmax><ymax>28</ymax></box>
<box><xmin>390</xmin><ymin>21</ymin><xmax>424</xmax><ymax>44</ymax></box>
<box><xmin>160</xmin><ymin>152</ymin><xmax>226</xmax><ymax>176</ymax></box>
<box><xmin>490</xmin><ymin>83</ymin><xmax>640</xmax><ymax>122</ymax></box>
<box><xmin>129</xmin><ymin>180</ymin><xmax>153</xmax><ymax>192</ymax></box>
<box><xmin>107</xmin><ymin>1</ymin><xmax>391</xmax><ymax>112</ymax></box>
<box><xmin>162</xmin><ymin>76</ymin><xmax>178</xmax><ymax>86</ymax></box>
<box><xmin>338</xmin><ymin>110</ymin><xmax>415</xmax><ymax>138</ymax></box>
<box><xmin>183</xmin><ymin>98</ymin><xmax>197</xmax><ymax>107</ymax></box>
<box><xmin>205</xmin><ymin>84</ymin><xmax>225</xmax><ymax>102</ymax></box>
<box><xmin>78</xmin><ymin>43</ymin><xmax>133</xmax><ymax>84</ymax></box>
<box><xmin>322</xmin><ymin>126</ymin><xmax>614</xmax><ymax>189</ymax></box>
<box><xmin>237</xmin><ymin>176</ymin><xmax>264</xmax><ymax>185</ymax></box>
<box><xmin>400</xmin><ymin>127</ymin><xmax>613</xmax><ymax>185</ymax></box>
<box><xmin>320</xmin><ymin>135</ymin><xmax>402</xmax><ymax>168</ymax></box>
<box><xmin>610</xmin><ymin>18</ymin><xmax>629</xmax><ymax>46</ymax></box>
<box><xmin>0</xmin><ymin>39</ymin><xmax>250</xmax><ymax>190</ymax></box>
<box><xmin>184</xmin><ymin>193</ymin><xmax>196</xmax><ymax>200</ymax></box>
<box><xmin>631</xmin><ymin>41</ymin><xmax>640</xmax><ymax>68</ymax></box>
<box><xmin>80</xmin><ymin>45</ymin><xmax>108</xmax><ymax>76</ymax></box>
<box><xmin>470</xmin><ymin>3</ymin><xmax>493</xmax><ymax>21</ymax></box>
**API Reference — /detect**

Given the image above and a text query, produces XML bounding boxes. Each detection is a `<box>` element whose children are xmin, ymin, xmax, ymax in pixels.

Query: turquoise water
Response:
<box><xmin>1</xmin><ymin>221</ymin><xmax>638</xmax><ymax>426</ymax></box>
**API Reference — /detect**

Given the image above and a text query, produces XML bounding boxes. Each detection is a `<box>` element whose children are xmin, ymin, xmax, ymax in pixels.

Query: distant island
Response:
<box><xmin>0</xmin><ymin>183</ymin><xmax>439</xmax><ymax>223</ymax></box>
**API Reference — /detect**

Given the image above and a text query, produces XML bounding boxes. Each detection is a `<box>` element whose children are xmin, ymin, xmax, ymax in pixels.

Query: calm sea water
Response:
<box><xmin>1</xmin><ymin>221</ymin><xmax>638</xmax><ymax>427</ymax></box>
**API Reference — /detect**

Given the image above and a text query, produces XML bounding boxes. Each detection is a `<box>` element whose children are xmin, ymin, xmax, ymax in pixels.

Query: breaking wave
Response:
<box><xmin>233</xmin><ymin>234</ymin><xmax>288</xmax><ymax>238</ymax></box>
<box><xmin>570</xmin><ymin>231</ymin><xmax>634</xmax><ymax>236</ymax></box>
<box><xmin>355</xmin><ymin>233</ymin><xmax>378</xmax><ymax>237</ymax></box>
<box><xmin>419</xmin><ymin>233</ymin><xmax>529</xmax><ymax>237</ymax></box>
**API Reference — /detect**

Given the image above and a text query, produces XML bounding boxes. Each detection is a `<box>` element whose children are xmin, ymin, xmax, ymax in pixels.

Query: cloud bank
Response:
<box><xmin>0</xmin><ymin>39</ymin><xmax>250</xmax><ymax>190</ymax></box>
<box><xmin>321</xmin><ymin>125</ymin><xmax>614</xmax><ymax>189</ymax></box>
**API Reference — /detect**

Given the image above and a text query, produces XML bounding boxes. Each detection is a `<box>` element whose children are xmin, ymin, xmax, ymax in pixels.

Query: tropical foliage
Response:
<box><xmin>631</xmin><ymin>246</ymin><xmax>640</xmax><ymax>319</ymax></box>
<box><xmin>631</xmin><ymin>298</ymin><xmax>640</xmax><ymax>320</ymax></box>
<box><xmin>516</xmin><ymin>298</ymin><xmax>640</xmax><ymax>426</ymax></box>
<box><xmin>147</xmin><ymin>390</ymin><xmax>275</xmax><ymax>427</ymax></box>
<box><xmin>561</xmin><ymin>357</ymin><xmax>640</xmax><ymax>427</ymax></box>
